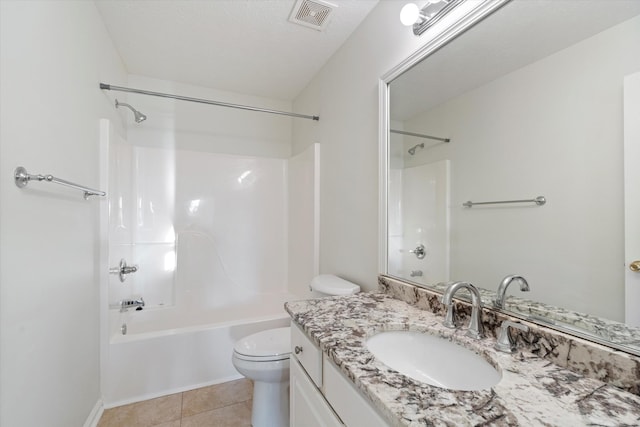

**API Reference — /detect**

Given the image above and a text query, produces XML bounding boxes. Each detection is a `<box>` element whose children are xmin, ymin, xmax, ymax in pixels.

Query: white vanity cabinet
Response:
<box><xmin>290</xmin><ymin>322</ymin><xmax>390</xmax><ymax>427</ymax></box>
<box><xmin>290</xmin><ymin>357</ymin><xmax>343</xmax><ymax>427</ymax></box>
<box><xmin>290</xmin><ymin>322</ymin><xmax>342</xmax><ymax>426</ymax></box>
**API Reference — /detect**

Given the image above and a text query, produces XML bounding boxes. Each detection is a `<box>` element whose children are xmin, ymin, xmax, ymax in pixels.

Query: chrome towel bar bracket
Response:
<box><xmin>463</xmin><ymin>196</ymin><xmax>546</xmax><ymax>208</ymax></box>
<box><xmin>14</xmin><ymin>166</ymin><xmax>106</xmax><ymax>200</ymax></box>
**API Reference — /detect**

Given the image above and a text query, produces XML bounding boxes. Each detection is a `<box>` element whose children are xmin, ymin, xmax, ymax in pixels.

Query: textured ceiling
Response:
<box><xmin>95</xmin><ymin>0</ymin><xmax>379</xmax><ymax>101</ymax></box>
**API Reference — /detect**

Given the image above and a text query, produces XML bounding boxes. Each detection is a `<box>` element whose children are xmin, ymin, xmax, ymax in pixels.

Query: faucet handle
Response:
<box><xmin>409</xmin><ymin>244</ymin><xmax>426</xmax><ymax>259</ymax></box>
<box><xmin>110</xmin><ymin>258</ymin><xmax>139</xmax><ymax>283</ymax></box>
<box><xmin>494</xmin><ymin>320</ymin><xmax>529</xmax><ymax>353</ymax></box>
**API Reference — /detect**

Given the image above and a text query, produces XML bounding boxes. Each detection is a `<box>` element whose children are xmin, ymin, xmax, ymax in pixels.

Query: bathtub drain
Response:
<box><xmin>121</xmin><ymin>323</ymin><xmax>127</xmax><ymax>335</ymax></box>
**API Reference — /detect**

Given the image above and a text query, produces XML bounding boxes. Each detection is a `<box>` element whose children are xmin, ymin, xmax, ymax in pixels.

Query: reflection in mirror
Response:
<box><xmin>385</xmin><ymin>0</ymin><xmax>640</xmax><ymax>354</ymax></box>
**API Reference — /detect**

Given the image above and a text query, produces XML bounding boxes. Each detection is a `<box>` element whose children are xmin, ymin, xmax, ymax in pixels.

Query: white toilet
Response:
<box><xmin>232</xmin><ymin>274</ymin><xmax>360</xmax><ymax>427</ymax></box>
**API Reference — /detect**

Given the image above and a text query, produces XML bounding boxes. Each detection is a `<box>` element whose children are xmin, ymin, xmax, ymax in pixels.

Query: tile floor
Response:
<box><xmin>98</xmin><ymin>379</ymin><xmax>253</xmax><ymax>427</ymax></box>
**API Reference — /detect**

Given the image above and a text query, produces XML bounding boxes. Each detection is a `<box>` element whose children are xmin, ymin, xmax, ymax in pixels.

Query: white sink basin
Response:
<box><xmin>365</xmin><ymin>331</ymin><xmax>501</xmax><ymax>391</ymax></box>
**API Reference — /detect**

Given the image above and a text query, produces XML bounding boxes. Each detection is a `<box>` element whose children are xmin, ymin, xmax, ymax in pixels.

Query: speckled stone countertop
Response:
<box><xmin>285</xmin><ymin>293</ymin><xmax>640</xmax><ymax>427</ymax></box>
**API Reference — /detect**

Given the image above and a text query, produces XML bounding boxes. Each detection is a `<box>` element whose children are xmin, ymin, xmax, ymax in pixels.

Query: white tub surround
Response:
<box><xmin>285</xmin><ymin>293</ymin><xmax>640</xmax><ymax>426</ymax></box>
<box><xmin>101</xmin><ymin>113</ymin><xmax>319</xmax><ymax>406</ymax></box>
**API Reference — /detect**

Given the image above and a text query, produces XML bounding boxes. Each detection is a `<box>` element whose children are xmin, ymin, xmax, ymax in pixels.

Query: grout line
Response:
<box><xmin>179</xmin><ymin>391</ymin><xmax>184</xmax><ymax>426</ymax></box>
<box><xmin>179</xmin><ymin>390</ymin><xmax>184</xmax><ymax>418</ymax></box>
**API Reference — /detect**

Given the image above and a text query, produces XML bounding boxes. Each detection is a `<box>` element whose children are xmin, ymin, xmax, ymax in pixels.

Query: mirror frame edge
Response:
<box><xmin>378</xmin><ymin>77</ymin><xmax>389</xmax><ymax>274</ymax></box>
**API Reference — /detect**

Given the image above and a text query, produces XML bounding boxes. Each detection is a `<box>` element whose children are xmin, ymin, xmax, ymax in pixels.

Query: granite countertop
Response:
<box><xmin>285</xmin><ymin>292</ymin><xmax>640</xmax><ymax>427</ymax></box>
<box><xmin>415</xmin><ymin>281</ymin><xmax>640</xmax><ymax>352</ymax></box>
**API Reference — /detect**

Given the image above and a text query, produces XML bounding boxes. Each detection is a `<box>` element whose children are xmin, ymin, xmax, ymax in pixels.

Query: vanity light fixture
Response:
<box><xmin>400</xmin><ymin>0</ymin><xmax>463</xmax><ymax>36</ymax></box>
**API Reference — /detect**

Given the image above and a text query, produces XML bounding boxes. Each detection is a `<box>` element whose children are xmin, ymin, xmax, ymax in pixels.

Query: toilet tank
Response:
<box><xmin>310</xmin><ymin>274</ymin><xmax>360</xmax><ymax>297</ymax></box>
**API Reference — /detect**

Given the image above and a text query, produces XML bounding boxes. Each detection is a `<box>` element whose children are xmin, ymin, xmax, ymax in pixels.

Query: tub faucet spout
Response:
<box><xmin>120</xmin><ymin>297</ymin><xmax>145</xmax><ymax>312</ymax></box>
<box><xmin>441</xmin><ymin>281</ymin><xmax>485</xmax><ymax>339</ymax></box>
<box><xmin>493</xmin><ymin>275</ymin><xmax>530</xmax><ymax>309</ymax></box>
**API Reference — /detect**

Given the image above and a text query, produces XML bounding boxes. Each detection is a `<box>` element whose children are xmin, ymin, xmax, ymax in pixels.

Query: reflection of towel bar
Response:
<box><xmin>463</xmin><ymin>196</ymin><xmax>546</xmax><ymax>208</ymax></box>
<box><xmin>14</xmin><ymin>166</ymin><xmax>106</xmax><ymax>199</ymax></box>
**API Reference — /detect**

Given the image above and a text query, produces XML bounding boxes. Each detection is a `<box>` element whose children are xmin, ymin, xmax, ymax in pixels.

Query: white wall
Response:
<box><xmin>0</xmin><ymin>2</ymin><xmax>126</xmax><ymax>426</ymax></box>
<box><xmin>292</xmin><ymin>1</ymin><xmax>443</xmax><ymax>290</ymax></box>
<box><xmin>402</xmin><ymin>16</ymin><xmax>640</xmax><ymax>320</ymax></box>
<box><xmin>125</xmin><ymin>75</ymin><xmax>294</xmax><ymax>158</ymax></box>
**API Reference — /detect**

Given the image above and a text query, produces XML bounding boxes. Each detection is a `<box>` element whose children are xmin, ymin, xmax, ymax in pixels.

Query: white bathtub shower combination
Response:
<box><xmin>104</xmin><ymin>297</ymin><xmax>291</xmax><ymax>407</ymax></box>
<box><xmin>100</xmin><ymin>108</ymin><xmax>318</xmax><ymax>406</ymax></box>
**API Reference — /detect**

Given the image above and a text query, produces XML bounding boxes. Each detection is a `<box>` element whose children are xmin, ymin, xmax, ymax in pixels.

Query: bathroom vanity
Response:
<box><xmin>287</xmin><ymin>2</ymin><xmax>640</xmax><ymax>424</ymax></box>
<box><xmin>286</xmin><ymin>280</ymin><xmax>640</xmax><ymax>426</ymax></box>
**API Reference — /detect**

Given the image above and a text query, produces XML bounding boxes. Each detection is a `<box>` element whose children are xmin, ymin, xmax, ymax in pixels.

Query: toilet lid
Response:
<box><xmin>234</xmin><ymin>326</ymin><xmax>291</xmax><ymax>360</ymax></box>
<box><xmin>311</xmin><ymin>274</ymin><xmax>360</xmax><ymax>295</ymax></box>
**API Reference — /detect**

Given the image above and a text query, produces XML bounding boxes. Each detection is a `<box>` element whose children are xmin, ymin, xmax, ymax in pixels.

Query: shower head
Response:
<box><xmin>408</xmin><ymin>143</ymin><xmax>425</xmax><ymax>155</ymax></box>
<box><xmin>115</xmin><ymin>99</ymin><xmax>147</xmax><ymax>123</ymax></box>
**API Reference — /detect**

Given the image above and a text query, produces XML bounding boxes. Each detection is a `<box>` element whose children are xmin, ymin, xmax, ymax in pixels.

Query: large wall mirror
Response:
<box><xmin>381</xmin><ymin>0</ymin><xmax>640</xmax><ymax>354</ymax></box>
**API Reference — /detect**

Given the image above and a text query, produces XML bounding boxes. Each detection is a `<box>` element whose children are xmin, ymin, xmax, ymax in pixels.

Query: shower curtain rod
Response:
<box><xmin>390</xmin><ymin>129</ymin><xmax>450</xmax><ymax>143</ymax></box>
<box><xmin>99</xmin><ymin>83</ymin><xmax>320</xmax><ymax>121</ymax></box>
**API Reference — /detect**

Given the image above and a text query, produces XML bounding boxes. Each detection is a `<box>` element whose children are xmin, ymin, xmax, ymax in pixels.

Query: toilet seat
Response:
<box><xmin>233</xmin><ymin>352</ymin><xmax>290</xmax><ymax>362</ymax></box>
<box><xmin>233</xmin><ymin>326</ymin><xmax>291</xmax><ymax>362</ymax></box>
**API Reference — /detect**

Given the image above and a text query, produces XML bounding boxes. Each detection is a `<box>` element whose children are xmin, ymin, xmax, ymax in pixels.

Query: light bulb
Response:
<box><xmin>400</xmin><ymin>3</ymin><xmax>420</xmax><ymax>26</ymax></box>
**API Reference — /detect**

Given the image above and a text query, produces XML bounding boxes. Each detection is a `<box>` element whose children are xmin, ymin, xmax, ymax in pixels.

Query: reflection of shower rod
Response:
<box><xmin>390</xmin><ymin>129</ymin><xmax>450</xmax><ymax>143</ymax></box>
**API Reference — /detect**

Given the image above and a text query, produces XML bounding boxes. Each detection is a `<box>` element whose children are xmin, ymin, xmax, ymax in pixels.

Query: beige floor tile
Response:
<box><xmin>181</xmin><ymin>401</ymin><xmax>252</xmax><ymax>427</ymax></box>
<box><xmin>152</xmin><ymin>421</ymin><xmax>181</xmax><ymax>427</ymax></box>
<box><xmin>149</xmin><ymin>421</ymin><xmax>181</xmax><ymax>427</ymax></box>
<box><xmin>182</xmin><ymin>379</ymin><xmax>253</xmax><ymax>417</ymax></box>
<box><xmin>98</xmin><ymin>394</ymin><xmax>182</xmax><ymax>427</ymax></box>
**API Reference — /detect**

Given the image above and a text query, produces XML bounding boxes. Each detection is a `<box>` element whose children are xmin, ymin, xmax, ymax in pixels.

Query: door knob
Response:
<box><xmin>630</xmin><ymin>260</ymin><xmax>640</xmax><ymax>272</ymax></box>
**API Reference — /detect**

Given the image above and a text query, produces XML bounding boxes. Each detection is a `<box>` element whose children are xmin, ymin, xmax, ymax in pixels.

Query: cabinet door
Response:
<box><xmin>323</xmin><ymin>356</ymin><xmax>390</xmax><ymax>427</ymax></box>
<box><xmin>290</xmin><ymin>357</ymin><xmax>343</xmax><ymax>427</ymax></box>
<box><xmin>291</xmin><ymin>322</ymin><xmax>323</xmax><ymax>386</ymax></box>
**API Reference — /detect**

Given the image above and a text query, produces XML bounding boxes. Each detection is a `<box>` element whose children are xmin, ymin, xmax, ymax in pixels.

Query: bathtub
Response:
<box><xmin>101</xmin><ymin>292</ymin><xmax>298</xmax><ymax>407</ymax></box>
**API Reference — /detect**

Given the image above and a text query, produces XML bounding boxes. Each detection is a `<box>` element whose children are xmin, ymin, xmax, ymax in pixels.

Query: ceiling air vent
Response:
<box><xmin>288</xmin><ymin>0</ymin><xmax>336</xmax><ymax>31</ymax></box>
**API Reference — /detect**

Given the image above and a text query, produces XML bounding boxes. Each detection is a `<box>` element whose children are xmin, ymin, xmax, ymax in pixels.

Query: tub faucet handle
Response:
<box><xmin>409</xmin><ymin>244</ymin><xmax>426</xmax><ymax>259</ymax></box>
<box><xmin>110</xmin><ymin>258</ymin><xmax>138</xmax><ymax>282</ymax></box>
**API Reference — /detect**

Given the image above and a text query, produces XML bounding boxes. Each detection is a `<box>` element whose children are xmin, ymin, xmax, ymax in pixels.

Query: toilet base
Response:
<box><xmin>251</xmin><ymin>380</ymin><xmax>289</xmax><ymax>427</ymax></box>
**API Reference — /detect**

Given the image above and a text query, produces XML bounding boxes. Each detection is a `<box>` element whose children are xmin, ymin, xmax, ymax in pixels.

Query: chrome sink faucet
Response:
<box><xmin>493</xmin><ymin>275</ymin><xmax>530</xmax><ymax>309</ymax></box>
<box><xmin>441</xmin><ymin>281</ymin><xmax>485</xmax><ymax>339</ymax></box>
